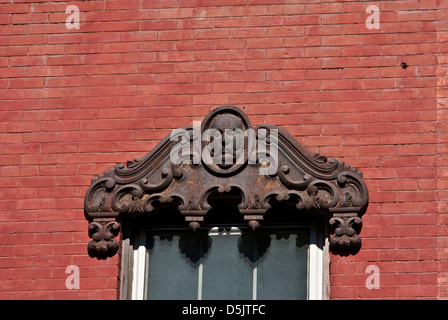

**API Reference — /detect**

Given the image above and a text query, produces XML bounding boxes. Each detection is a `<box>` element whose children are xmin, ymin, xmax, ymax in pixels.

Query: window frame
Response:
<box><xmin>130</xmin><ymin>223</ymin><xmax>326</xmax><ymax>300</ymax></box>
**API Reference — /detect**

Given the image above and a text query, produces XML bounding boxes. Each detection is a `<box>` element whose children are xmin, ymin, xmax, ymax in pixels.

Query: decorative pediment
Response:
<box><xmin>84</xmin><ymin>106</ymin><xmax>368</xmax><ymax>259</ymax></box>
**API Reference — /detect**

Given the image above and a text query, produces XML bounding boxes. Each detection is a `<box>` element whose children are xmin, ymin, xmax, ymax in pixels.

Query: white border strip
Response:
<box><xmin>308</xmin><ymin>224</ymin><xmax>323</xmax><ymax>300</ymax></box>
<box><xmin>131</xmin><ymin>230</ymin><xmax>146</xmax><ymax>300</ymax></box>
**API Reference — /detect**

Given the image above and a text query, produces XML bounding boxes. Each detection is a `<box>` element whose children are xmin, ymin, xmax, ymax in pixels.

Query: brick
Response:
<box><xmin>397</xmin><ymin>144</ymin><xmax>436</xmax><ymax>156</ymax></box>
<box><xmin>195</xmin><ymin>50</ymin><xmax>229</xmax><ymax>61</ymax></box>
<box><xmin>9</xmin><ymin>56</ymin><xmax>46</xmax><ymax>67</ymax></box>
<box><xmin>177</xmin><ymin>40</ymin><xmax>214</xmax><ymax>51</ymax></box>
<box><xmin>267</xmin><ymin>48</ymin><xmax>304</xmax><ymax>59</ymax></box>
<box><xmin>213</xmin><ymin>60</ymin><xmax>246</xmax><ymax>71</ymax></box>
<box><xmin>227</xmin><ymin>93</ymin><xmax>263</xmax><ymax>104</ymax></box>
<box><xmin>195</xmin><ymin>28</ymin><xmax>230</xmax><ymax>39</ymax></box>
<box><xmin>398</xmin><ymin>285</ymin><xmax>438</xmax><ymax>298</ymax></box>
<box><xmin>174</xmin><ymin>83</ymin><xmax>211</xmax><ymax>94</ymax></box>
<box><xmin>3</xmin><ymin>143</ymin><xmax>40</xmax><ymax>155</ymax></box>
<box><xmin>246</xmin><ymin>59</ymin><xmax>282</xmax><ymax>71</ymax></box>
<box><xmin>246</xmin><ymin>38</ymin><xmax>283</xmax><ymax>49</ymax></box>
<box><xmin>84</xmin><ymin>54</ymin><xmax>120</xmax><ymax>65</ymax></box>
<box><xmin>102</xmin><ymin>42</ymin><xmax>139</xmax><ymax>54</ymax></box>
<box><xmin>158</xmin><ymin>30</ymin><xmax>196</xmax><ymax>42</ymax></box>
<box><xmin>11</xmin><ymin>13</ymin><xmax>48</xmax><ymax>24</ymax></box>
<box><xmin>193</xmin><ymin>71</ymin><xmax>229</xmax><ymax>83</ymax></box>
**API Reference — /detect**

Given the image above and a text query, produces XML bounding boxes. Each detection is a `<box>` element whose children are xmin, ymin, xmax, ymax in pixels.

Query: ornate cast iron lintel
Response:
<box><xmin>84</xmin><ymin>106</ymin><xmax>369</xmax><ymax>259</ymax></box>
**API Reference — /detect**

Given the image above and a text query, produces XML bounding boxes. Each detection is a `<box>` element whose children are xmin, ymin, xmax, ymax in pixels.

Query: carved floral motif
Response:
<box><xmin>87</xmin><ymin>220</ymin><xmax>120</xmax><ymax>260</ymax></box>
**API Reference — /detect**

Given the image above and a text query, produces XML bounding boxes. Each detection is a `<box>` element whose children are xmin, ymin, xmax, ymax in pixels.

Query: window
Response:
<box><xmin>131</xmin><ymin>224</ymin><xmax>324</xmax><ymax>300</ymax></box>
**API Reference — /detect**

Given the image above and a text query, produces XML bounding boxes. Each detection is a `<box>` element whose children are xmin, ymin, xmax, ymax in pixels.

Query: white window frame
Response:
<box><xmin>131</xmin><ymin>224</ymin><xmax>324</xmax><ymax>300</ymax></box>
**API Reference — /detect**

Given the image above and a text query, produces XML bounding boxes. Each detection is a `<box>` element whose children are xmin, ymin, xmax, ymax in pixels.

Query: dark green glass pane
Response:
<box><xmin>256</xmin><ymin>230</ymin><xmax>309</xmax><ymax>300</ymax></box>
<box><xmin>146</xmin><ymin>235</ymin><xmax>199</xmax><ymax>300</ymax></box>
<box><xmin>202</xmin><ymin>231</ymin><xmax>252</xmax><ymax>300</ymax></box>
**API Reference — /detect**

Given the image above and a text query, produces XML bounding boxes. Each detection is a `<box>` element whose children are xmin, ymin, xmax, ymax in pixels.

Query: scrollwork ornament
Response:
<box><xmin>139</xmin><ymin>164</ymin><xmax>183</xmax><ymax>194</ymax></box>
<box><xmin>329</xmin><ymin>215</ymin><xmax>362</xmax><ymax>256</ymax></box>
<box><xmin>278</xmin><ymin>165</ymin><xmax>312</xmax><ymax>190</ymax></box>
<box><xmin>111</xmin><ymin>184</ymin><xmax>144</xmax><ymax>213</ymax></box>
<box><xmin>307</xmin><ymin>180</ymin><xmax>339</xmax><ymax>209</ymax></box>
<box><xmin>87</xmin><ymin>221</ymin><xmax>120</xmax><ymax>260</ymax></box>
<box><xmin>336</xmin><ymin>171</ymin><xmax>368</xmax><ymax>210</ymax></box>
<box><xmin>84</xmin><ymin>177</ymin><xmax>116</xmax><ymax>213</ymax></box>
<box><xmin>143</xmin><ymin>194</ymin><xmax>175</xmax><ymax>213</ymax></box>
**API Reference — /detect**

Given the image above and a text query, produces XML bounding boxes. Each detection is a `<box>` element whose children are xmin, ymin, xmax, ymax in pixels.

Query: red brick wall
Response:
<box><xmin>1</xmin><ymin>0</ymin><xmax>447</xmax><ymax>299</ymax></box>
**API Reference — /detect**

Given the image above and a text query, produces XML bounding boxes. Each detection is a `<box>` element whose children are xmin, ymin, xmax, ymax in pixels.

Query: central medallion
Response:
<box><xmin>200</xmin><ymin>106</ymin><xmax>253</xmax><ymax>176</ymax></box>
